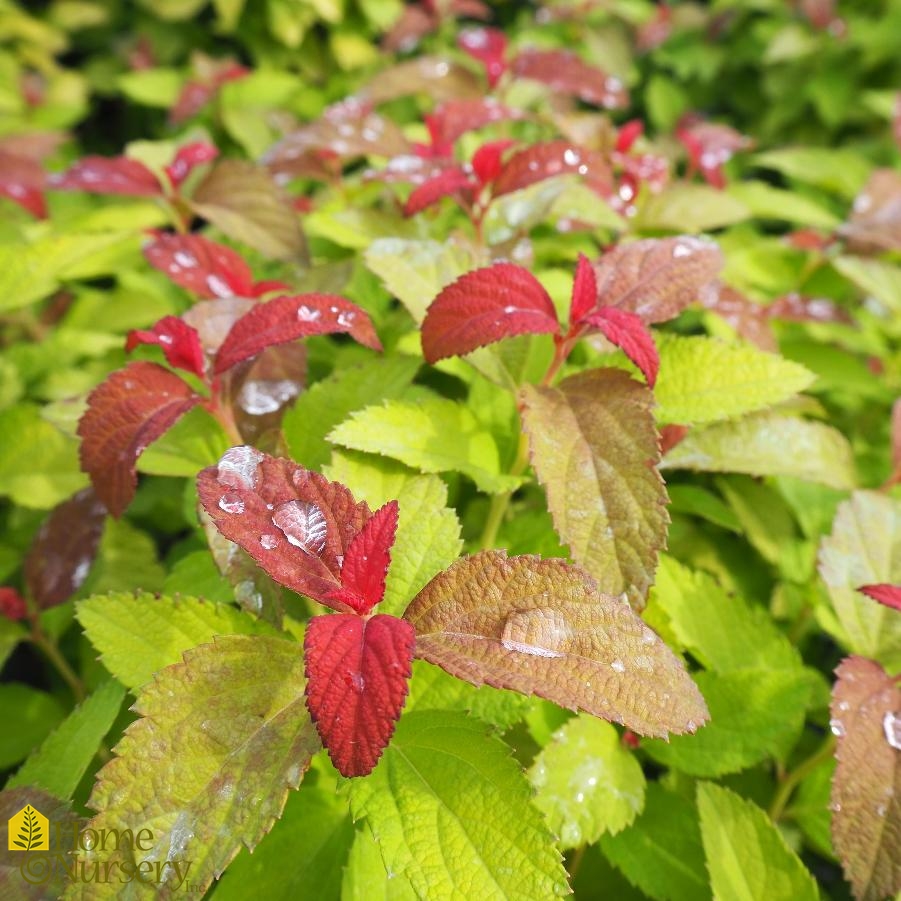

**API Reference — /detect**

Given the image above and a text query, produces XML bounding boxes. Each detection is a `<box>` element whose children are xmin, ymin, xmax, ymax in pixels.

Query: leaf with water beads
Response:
<box><xmin>126</xmin><ymin>315</ymin><xmax>207</xmax><ymax>379</ymax></box>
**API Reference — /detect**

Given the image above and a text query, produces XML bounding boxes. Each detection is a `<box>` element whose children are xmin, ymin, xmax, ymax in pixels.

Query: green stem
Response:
<box><xmin>29</xmin><ymin>626</ymin><xmax>86</xmax><ymax>704</ymax></box>
<box><xmin>478</xmin><ymin>431</ymin><xmax>530</xmax><ymax>549</ymax></box>
<box><xmin>768</xmin><ymin>733</ymin><xmax>836</xmax><ymax>823</ymax></box>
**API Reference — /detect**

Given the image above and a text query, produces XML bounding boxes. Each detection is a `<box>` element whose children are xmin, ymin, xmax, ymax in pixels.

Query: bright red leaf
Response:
<box><xmin>491</xmin><ymin>140</ymin><xmax>614</xmax><ymax>199</ymax></box>
<box><xmin>570</xmin><ymin>253</ymin><xmax>599</xmax><ymax>325</ymax></box>
<box><xmin>329</xmin><ymin>501</ymin><xmax>399</xmax><ymax>615</ymax></box>
<box><xmin>78</xmin><ymin>361</ymin><xmax>201</xmax><ymax>516</ymax></box>
<box><xmin>403</xmin><ymin>166</ymin><xmax>474</xmax><ymax>216</ymax></box>
<box><xmin>0</xmin><ymin>152</ymin><xmax>47</xmax><ymax>218</ymax></box>
<box><xmin>421</xmin><ymin>262</ymin><xmax>561</xmax><ymax>363</ymax></box>
<box><xmin>0</xmin><ymin>586</ymin><xmax>27</xmax><ymax>621</ymax></box>
<box><xmin>51</xmin><ymin>156</ymin><xmax>162</xmax><ymax>196</ymax></box>
<box><xmin>457</xmin><ymin>27</ymin><xmax>508</xmax><ymax>88</ymax></box>
<box><xmin>196</xmin><ymin>449</ymin><xmax>374</xmax><ymax>608</ymax></box>
<box><xmin>470</xmin><ymin>139</ymin><xmax>515</xmax><ymax>188</ymax></box>
<box><xmin>615</xmin><ymin>119</ymin><xmax>644</xmax><ymax>154</ymax></box>
<box><xmin>858</xmin><ymin>584</ymin><xmax>901</xmax><ymax>612</ymax></box>
<box><xmin>304</xmin><ymin>613</ymin><xmax>415</xmax><ymax>777</ymax></box>
<box><xmin>164</xmin><ymin>141</ymin><xmax>219</xmax><ymax>187</ymax></box>
<box><xmin>511</xmin><ymin>49</ymin><xmax>629</xmax><ymax>109</ymax></box>
<box><xmin>424</xmin><ymin>98</ymin><xmax>525</xmax><ymax>152</ymax></box>
<box><xmin>214</xmin><ymin>294</ymin><xmax>381</xmax><ymax>375</ymax></box>
<box><xmin>676</xmin><ymin>117</ymin><xmax>752</xmax><ymax>189</ymax></box>
<box><xmin>583</xmin><ymin>307</ymin><xmax>660</xmax><ymax>387</ymax></box>
<box><xmin>126</xmin><ymin>315</ymin><xmax>207</xmax><ymax>379</ymax></box>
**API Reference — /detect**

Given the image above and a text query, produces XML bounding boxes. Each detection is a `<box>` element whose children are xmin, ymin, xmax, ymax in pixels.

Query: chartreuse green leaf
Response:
<box><xmin>284</xmin><ymin>355</ymin><xmax>420</xmax><ymax>472</ymax></box>
<box><xmin>654</xmin><ymin>335</ymin><xmax>816</xmax><ymax>426</ymax></box>
<box><xmin>633</xmin><ymin>183</ymin><xmax>750</xmax><ymax>232</ymax></box>
<box><xmin>347</xmin><ymin>710</ymin><xmax>569</xmax><ymax>900</ymax></box>
<box><xmin>77</xmin><ymin>593</ymin><xmax>278</xmax><ymax>691</ymax></box>
<box><xmin>136</xmin><ymin>406</ymin><xmax>231</xmax><ymax>478</ymax></box>
<box><xmin>753</xmin><ymin>146</ymin><xmax>872</xmax><ymax>197</ymax></box>
<box><xmin>8</xmin><ymin>679</ymin><xmax>125</xmax><ymax>799</ymax></box>
<box><xmin>342</xmin><ymin>825</ymin><xmax>417</xmax><ymax>901</ymax></box>
<box><xmin>661</xmin><ymin>411</ymin><xmax>856</xmax><ymax>490</ymax></box>
<box><xmin>833</xmin><ymin>255</ymin><xmax>901</xmax><ymax>314</ymax></box>
<box><xmin>520</xmin><ymin>369</ymin><xmax>669</xmax><ymax>607</ymax></box>
<box><xmin>643</xmin><ymin>668</ymin><xmax>811</xmax><ymax>776</ymax></box>
<box><xmin>78</xmin><ymin>519</ymin><xmax>166</xmax><ymax>596</ymax></box>
<box><xmin>529</xmin><ymin>715</ymin><xmax>645</xmax><ymax>848</ymax></box>
<box><xmin>726</xmin><ymin>181</ymin><xmax>841</xmax><ymax>228</ymax></box>
<box><xmin>696</xmin><ymin>782</ymin><xmax>819</xmax><ymax>901</ymax></box>
<box><xmin>0</xmin><ymin>684</ymin><xmax>66</xmax><ymax>769</ymax></box>
<box><xmin>818</xmin><ymin>492</ymin><xmax>901</xmax><ymax>670</ymax></box>
<box><xmin>64</xmin><ymin>636</ymin><xmax>319</xmax><ymax>901</ymax></box>
<box><xmin>328</xmin><ymin>396</ymin><xmax>522</xmax><ymax>494</ymax></box>
<box><xmin>599</xmin><ymin>783</ymin><xmax>711</xmax><ymax>901</ymax></box>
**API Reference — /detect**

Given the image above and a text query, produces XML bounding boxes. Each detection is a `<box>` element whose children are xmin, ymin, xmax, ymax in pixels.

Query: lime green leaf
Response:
<box><xmin>651</xmin><ymin>556</ymin><xmax>802</xmax><ymax>673</ymax></box>
<box><xmin>0</xmin><ymin>684</ymin><xmax>66</xmax><ymax>769</ymax></box>
<box><xmin>634</xmin><ymin>183</ymin><xmax>750</xmax><ymax>232</ymax></box>
<box><xmin>726</xmin><ymin>181</ymin><xmax>841</xmax><ymax>229</ymax></box>
<box><xmin>530</xmin><ymin>715</ymin><xmax>645</xmax><ymax>848</ymax></box>
<box><xmin>116</xmin><ymin>68</ymin><xmax>182</xmax><ymax>107</ymax></box>
<box><xmin>643</xmin><ymin>668</ymin><xmax>811</xmax><ymax>776</ymax></box>
<box><xmin>78</xmin><ymin>518</ymin><xmax>166</xmax><ymax>596</ymax></box>
<box><xmin>833</xmin><ymin>255</ymin><xmax>901</xmax><ymax>315</ymax></box>
<box><xmin>328</xmin><ymin>396</ymin><xmax>522</xmax><ymax>494</ymax></box>
<box><xmin>137</xmin><ymin>406</ymin><xmax>231</xmax><ymax>477</ymax></box>
<box><xmin>818</xmin><ymin>492</ymin><xmax>901</xmax><ymax>670</ymax></box>
<box><xmin>654</xmin><ymin>335</ymin><xmax>816</xmax><ymax>426</ymax></box>
<box><xmin>599</xmin><ymin>783</ymin><xmax>711</xmax><ymax>901</ymax></box>
<box><xmin>77</xmin><ymin>592</ymin><xmax>277</xmax><ymax>691</ymax></box>
<box><xmin>342</xmin><ymin>825</ymin><xmax>418</xmax><ymax>901</ymax></box>
<box><xmin>696</xmin><ymin>782</ymin><xmax>819</xmax><ymax>901</ymax></box>
<box><xmin>520</xmin><ymin>369</ymin><xmax>669</xmax><ymax>606</ymax></box>
<box><xmin>65</xmin><ymin>636</ymin><xmax>319</xmax><ymax>900</ymax></box>
<box><xmin>753</xmin><ymin>147</ymin><xmax>871</xmax><ymax>198</ymax></box>
<box><xmin>661</xmin><ymin>412</ymin><xmax>856</xmax><ymax>489</ymax></box>
<box><xmin>283</xmin><ymin>356</ymin><xmax>420</xmax><ymax>472</ymax></box>
<box><xmin>305</xmin><ymin>206</ymin><xmax>415</xmax><ymax>250</ymax></box>
<box><xmin>347</xmin><ymin>710</ymin><xmax>569</xmax><ymax>900</ymax></box>
<box><xmin>162</xmin><ymin>550</ymin><xmax>235</xmax><ymax>604</ymax></box>
<box><xmin>667</xmin><ymin>484</ymin><xmax>741</xmax><ymax>532</ymax></box>
<box><xmin>8</xmin><ymin>680</ymin><xmax>125</xmax><ymax>799</ymax></box>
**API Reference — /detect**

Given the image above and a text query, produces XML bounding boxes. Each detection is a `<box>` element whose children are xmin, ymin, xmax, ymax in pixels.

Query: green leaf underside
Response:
<box><xmin>405</xmin><ymin>551</ymin><xmax>708</xmax><ymax>738</ymax></box>
<box><xmin>697</xmin><ymin>782</ymin><xmax>819</xmax><ymax>901</ymax></box>
<box><xmin>76</xmin><ymin>592</ymin><xmax>278</xmax><ymax>691</ymax></box>
<box><xmin>347</xmin><ymin>710</ymin><xmax>569</xmax><ymax>901</ymax></box>
<box><xmin>530</xmin><ymin>715</ymin><xmax>646</xmax><ymax>848</ymax></box>
<box><xmin>520</xmin><ymin>368</ymin><xmax>669</xmax><ymax>607</ymax></box>
<box><xmin>65</xmin><ymin>636</ymin><xmax>319</xmax><ymax>900</ymax></box>
<box><xmin>653</xmin><ymin>335</ymin><xmax>815</xmax><ymax>426</ymax></box>
<box><xmin>661</xmin><ymin>412</ymin><xmax>856</xmax><ymax>489</ymax></box>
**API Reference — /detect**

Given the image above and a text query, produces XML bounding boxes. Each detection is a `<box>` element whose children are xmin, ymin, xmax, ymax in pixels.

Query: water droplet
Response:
<box><xmin>837</xmin><ymin>700</ymin><xmax>850</xmax><ymax>712</ymax></box>
<box><xmin>883</xmin><ymin>711</ymin><xmax>901</xmax><ymax>750</ymax></box>
<box><xmin>350</xmin><ymin>672</ymin><xmax>365</xmax><ymax>693</ymax></box>
<box><xmin>503</xmin><ymin>305</ymin><xmax>516</xmax><ymax>314</ymax></box>
<box><xmin>501</xmin><ymin>608</ymin><xmax>572</xmax><ymax>658</ymax></box>
<box><xmin>173</xmin><ymin>251</ymin><xmax>197</xmax><ymax>268</ymax></box>
<box><xmin>238</xmin><ymin>379</ymin><xmax>299</xmax><ymax>415</ymax></box>
<box><xmin>272</xmin><ymin>500</ymin><xmax>327</xmax><ymax>555</ymax></box>
<box><xmin>297</xmin><ymin>304</ymin><xmax>321</xmax><ymax>322</ymax></box>
<box><xmin>72</xmin><ymin>558</ymin><xmax>91</xmax><ymax>588</ymax></box>
<box><xmin>563</xmin><ymin>148</ymin><xmax>581</xmax><ymax>166</ymax></box>
<box><xmin>260</xmin><ymin>534</ymin><xmax>279</xmax><ymax>550</ymax></box>
<box><xmin>158</xmin><ymin>333</ymin><xmax>173</xmax><ymax>345</ymax></box>
<box><xmin>336</xmin><ymin>310</ymin><xmax>356</xmax><ymax>328</ymax></box>
<box><xmin>217</xmin><ymin>446</ymin><xmax>264</xmax><ymax>489</ymax></box>
<box><xmin>610</xmin><ymin>659</ymin><xmax>625</xmax><ymax>673</ymax></box>
<box><xmin>829</xmin><ymin>717</ymin><xmax>846</xmax><ymax>737</ymax></box>
<box><xmin>219</xmin><ymin>493</ymin><xmax>245</xmax><ymax>514</ymax></box>
<box><xmin>672</xmin><ymin>243</ymin><xmax>692</xmax><ymax>258</ymax></box>
<box><xmin>206</xmin><ymin>274</ymin><xmax>233</xmax><ymax>298</ymax></box>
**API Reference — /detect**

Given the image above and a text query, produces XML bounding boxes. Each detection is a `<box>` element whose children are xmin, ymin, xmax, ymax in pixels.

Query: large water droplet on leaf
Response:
<box><xmin>500</xmin><ymin>608</ymin><xmax>572</xmax><ymax>658</ymax></box>
<box><xmin>272</xmin><ymin>500</ymin><xmax>327</xmax><ymax>555</ymax></box>
<box><xmin>883</xmin><ymin>711</ymin><xmax>901</xmax><ymax>750</ymax></box>
<box><xmin>217</xmin><ymin>446</ymin><xmax>264</xmax><ymax>490</ymax></box>
<box><xmin>238</xmin><ymin>379</ymin><xmax>299</xmax><ymax>415</ymax></box>
<box><xmin>218</xmin><ymin>493</ymin><xmax>245</xmax><ymax>514</ymax></box>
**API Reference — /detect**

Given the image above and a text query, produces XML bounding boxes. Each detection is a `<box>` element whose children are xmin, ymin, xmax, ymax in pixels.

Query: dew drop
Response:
<box><xmin>336</xmin><ymin>310</ymin><xmax>356</xmax><ymax>328</ymax></box>
<box><xmin>260</xmin><ymin>534</ymin><xmax>279</xmax><ymax>550</ymax></box>
<box><xmin>883</xmin><ymin>711</ymin><xmax>901</xmax><ymax>750</ymax></box>
<box><xmin>272</xmin><ymin>500</ymin><xmax>327</xmax><ymax>555</ymax></box>
<box><xmin>672</xmin><ymin>243</ymin><xmax>692</xmax><ymax>258</ymax></box>
<box><xmin>829</xmin><ymin>717</ymin><xmax>846</xmax><ymax>738</ymax></box>
<box><xmin>563</xmin><ymin>148</ymin><xmax>581</xmax><ymax>166</ymax></box>
<box><xmin>219</xmin><ymin>493</ymin><xmax>245</xmax><ymax>514</ymax></box>
<box><xmin>206</xmin><ymin>274</ymin><xmax>233</xmax><ymax>298</ymax></box>
<box><xmin>238</xmin><ymin>379</ymin><xmax>299</xmax><ymax>415</ymax></box>
<box><xmin>501</xmin><ymin>608</ymin><xmax>572</xmax><ymax>658</ymax></box>
<box><xmin>297</xmin><ymin>304</ymin><xmax>322</xmax><ymax>322</ymax></box>
<box><xmin>503</xmin><ymin>305</ymin><xmax>517</xmax><ymax>314</ymax></box>
<box><xmin>350</xmin><ymin>672</ymin><xmax>365</xmax><ymax>693</ymax></box>
<box><xmin>610</xmin><ymin>659</ymin><xmax>625</xmax><ymax>673</ymax></box>
<box><xmin>173</xmin><ymin>251</ymin><xmax>197</xmax><ymax>268</ymax></box>
<box><xmin>158</xmin><ymin>333</ymin><xmax>173</xmax><ymax>345</ymax></box>
<box><xmin>217</xmin><ymin>446</ymin><xmax>264</xmax><ymax>489</ymax></box>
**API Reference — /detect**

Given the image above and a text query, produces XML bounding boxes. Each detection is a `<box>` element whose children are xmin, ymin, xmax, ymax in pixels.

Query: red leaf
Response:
<box><xmin>329</xmin><ymin>501</ymin><xmax>399</xmax><ymax>614</ymax></box>
<box><xmin>0</xmin><ymin>151</ymin><xmax>47</xmax><ymax>218</ymax></box>
<box><xmin>570</xmin><ymin>253</ymin><xmax>598</xmax><ymax>325</ymax></box>
<box><xmin>470</xmin><ymin>139</ymin><xmax>515</xmax><ymax>188</ymax></box>
<box><xmin>51</xmin><ymin>156</ymin><xmax>162</xmax><ymax>196</ymax></box>
<box><xmin>214</xmin><ymin>294</ymin><xmax>381</xmax><ymax>374</ymax></box>
<box><xmin>659</xmin><ymin>424</ymin><xmax>689</xmax><ymax>455</ymax></box>
<box><xmin>196</xmin><ymin>449</ymin><xmax>374</xmax><ymax>607</ymax></box>
<box><xmin>676</xmin><ymin>118</ymin><xmax>752</xmax><ymax>189</ymax></box>
<box><xmin>615</xmin><ymin>119</ymin><xmax>644</xmax><ymax>154</ymax></box>
<box><xmin>0</xmin><ymin>586</ymin><xmax>27</xmax><ymax>621</ymax></box>
<box><xmin>169</xmin><ymin>58</ymin><xmax>248</xmax><ymax>125</ymax></box>
<box><xmin>164</xmin><ymin>141</ymin><xmax>219</xmax><ymax>187</ymax></box>
<box><xmin>425</xmin><ymin>99</ymin><xmax>525</xmax><ymax>151</ymax></box>
<box><xmin>78</xmin><ymin>362</ymin><xmax>201</xmax><ymax>516</ymax></box>
<box><xmin>491</xmin><ymin>140</ymin><xmax>614</xmax><ymax>198</ymax></box>
<box><xmin>421</xmin><ymin>262</ymin><xmax>561</xmax><ymax>364</ymax></box>
<box><xmin>126</xmin><ymin>315</ymin><xmax>207</xmax><ymax>379</ymax></box>
<box><xmin>403</xmin><ymin>166</ymin><xmax>474</xmax><ymax>216</ymax></box>
<box><xmin>304</xmin><ymin>613</ymin><xmax>415</xmax><ymax>777</ymax></box>
<box><xmin>511</xmin><ymin>49</ymin><xmax>629</xmax><ymax>109</ymax></box>
<box><xmin>143</xmin><ymin>233</ymin><xmax>256</xmax><ymax>299</ymax></box>
<box><xmin>583</xmin><ymin>307</ymin><xmax>660</xmax><ymax>387</ymax></box>
<box><xmin>858</xmin><ymin>584</ymin><xmax>901</xmax><ymax>612</ymax></box>
<box><xmin>457</xmin><ymin>27</ymin><xmax>508</xmax><ymax>88</ymax></box>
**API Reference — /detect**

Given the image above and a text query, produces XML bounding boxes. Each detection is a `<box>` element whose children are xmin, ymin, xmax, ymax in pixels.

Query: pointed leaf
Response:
<box><xmin>570</xmin><ymin>252</ymin><xmax>598</xmax><ymax>324</ymax></box>
<box><xmin>164</xmin><ymin>140</ymin><xmax>219</xmax><ymax>187</ymax></box>
<box><xmin>593</xmin><ymin>236</ymin><xmax>723</xmax><ymax>324</ymax></box>
<box><xmin>196</xmin><ymin>448</ymin><xmax>373</xmax><ymax>607</ymax></box>
<box><xmin>470</xmin><ymin>139</ymin><xmax>515</xmax><ymax>187</ymax></box>
<box><xmin>126</xmin><ymin>315</ymin><xmax>207</xmax><ymax>378</ymax></box>
<box><xmin>421</xmin><ymin>262</ymin><xmax>559</xmax><ymax>363</ymax></box>
<box><xmin>362</xmin><ymin>56</ymin><xmax>484</xmax><ymax>105</ymax></box>
<box><xmin>0</xmin><ymin>151</ymin><xmax>46</xmax><ymax>217</ymax></box>
<box><xmin>347</xmin><ymin>709</ymin><xmax>569</xmax><ymax>898</ymax></box>
<box><xmin>839</xmin><ymin>168</ymin><xmax>901</xmax><ymax>254</ymax></box>
<box><xmin>492</xmin><ymin>140</ymin><xmax>614</xmax><ymax>198</ymax></box>
<box><xmin>512</xmin><ymin>49</ymin><xmax>628</xmax><ymax>108</ymax></box>
<box><xmin>77</xmin><ymin>361</ymin><xmax>201</xmax><ymax>516</ymax></box>
<box><xmin>67</xmin><ymin>636</ymin><xmax>319</xmax><ymax>900</ymax></box>
<box><xmin>858</xmin><ymin>584</ymin><xmax>901</xmax><ymax>612</ymax></box>
<box><xmin>426</xmin><ymin>98</ymin><xmax>525</xmax><ymax>149</ymax></box>
<box><xmin>304</xmin><ymin>613</ymin><xmax>414</xmax><ymax>777</ymax></box>
<box><xmin>457</xmin><ymin>27</ymin><xmax>508</xmax><ymax>87</ymax></box>
<box><xmin>584</xmin><ymin>307</ymin><xmax>659</xmax><ymax>387</ymax></box>
<box><xmin>830</xmin><ymin>656</ymin><xmax>901</xmax><ymax>901</ymax></box>
<box><xmin>520</xmin><ymin>369</ymin><xmax>668</xmax><ymax>606</ymax></box>
<box><xmin>143</xmin><ymin>232</ymin><xmax>256</xmax><ymax>298</ymax></box>
<box><xmin>214</xmin><ymin>293</ymin><xmax>380</xmax><ymax>374</ymax></box>
<box><xmin>405</xmin><ymin>551</ymin><xmax>708</xmax><ymax>737</ymax></box>
<box><xmin>50</xmin><ymin>155</ymin><xmax>162</xmax><ymax>196</ymax></box>
<box><xmin>329</xmin><ymin>501</ymin><xmax>398</xmax><ymax>614</ymax></box>
<box><xmin>403</xmin><ymin>166</ymin><xmax>474</xmax><ymax>216</ymax></box>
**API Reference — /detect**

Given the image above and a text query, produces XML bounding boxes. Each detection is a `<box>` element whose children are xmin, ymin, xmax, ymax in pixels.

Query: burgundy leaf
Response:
<box><xmin>304</xmin><ymin>613</ymin><xmax>415</xmax><ymax>777</ymax></box>
<box><xmin>636</xmin><ymin>4</ymin><xmax>672</xmax><ymax>52</ymax></box>
<box><xmin>169</xmin><ymin>58</ymin><xmax>248</xmax><ymax>125</ymax></box>
<box><xmin>78</xmin><ymin>362</ymin><xmax>201</xmax><ymax>516</ymax></box>
<box><xmin>403</xmin><ymin>166</ymin><xmax>474</xmax><ymax>216</ymax></box>
<box><xmin>329</xmin><ymin>501</ymin><xmax>399</xmax><ymax>615</ymax></box>
<box><xmin>457</xmin><ymin>27</ymin><xmax>508</xmax><ymax>88</ymax></box>
<box><xmin>583</xmin><ymin>307</ymin><xmax>659</xmax><ymax>387</ymax></box>
<box><xmin>511</xmin><ymin>49</ymin><xmax>628</xmax><ymax>109</ymax></box>
<box><xmin>700</xmin><ymin>283</ymin><xmax>777</xmax><ymax>351</ymax></box>
<box><xmin>24</xmin><ymin>487</ymin><xmax>106</xmax><ymax>609</ymax></box>
<box><xmin>196</xmin><ymin>448</ymin><xmax>373</xmax><ymax>607</ymax></box>
<box><xmin>143</xmin><ymin>233</ymin><xmax>256</xmax><ymax>299</ymax></box>
<box><xmin>570</xmin><ymin>253</ymin><xmax>599</xmax><ymax>325</ymax></box>
<box><xmin>425</xmin><ymin>99</ymin><xmax>526</xmax><ymax>151</ymax></box>
<box><xmin>214</xmin><ymin>294</ymin><xmax>381</xmax><ymax>375</ymax></box>
<box><xmin>164</xmin><ymin>141</ymin><xmax>219</xmax><ymax>187</ymax></box>
<box><xmin>470</xmin><ymin>139</ymin><xmax>515</xmax><ymax>188</ymax></box>
<box><xmin>858</xmin><ymin>584</ymin><xmax>901</xmax><ymax>612</ymax></box>
<box><xmin>593</xmin><ymin>236</ymin><xmax>724</xmax><ymax>324</ymax></box>
<box><xmin>0</xmin><ymin>151</ymin><xmax>47</xmax><ymax>218</ymax></box>
<box><xmin>767</xmin><ymin>292</ymin><xmax>852</xmax><ymax>326</ymax></box>
<box><xmin>615</xmin><ymin>119</ymin><xmax>644</xmax><ymax>154</ymax></box>
<box><xmin>362</xmin><ymin>56</ymin><xmax>484</xmax><ymax>105</ymax></box>
<box><xmin>491</xmin><ymin>140</ymin><xmax>614</xmax><ymax>199</ymax></box>
<box><xmin>0</xmin><ymin>586</ymin><xmax>28</xmax><ymax>621</ymax></box>
<box><xmin>51</xmin><ymin>156</ymin><xmax>162</xmax><ymax>196</ymax></box>
<box><xmin>420</xmin><ymin>262</ymin><xmax>560</xmax><ymax>363</ymax></box>
<box><xmin>676</xmin><ymin>117</ymin><xmax>752</xmax><ymax>189</ymax></box>
<box><xmin>382</xmin><ymin>3</ymin><xmax>438</xmax><ymax>53</ymax></box>
<box><xmin>126</xmin><ymin>315</ymin><xmax>207</xmax><ymax>379</ymax></box>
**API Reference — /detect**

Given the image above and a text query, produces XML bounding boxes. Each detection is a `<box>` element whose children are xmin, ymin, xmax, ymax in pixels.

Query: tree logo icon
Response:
<box><xmin>7</xmin><ymin>805</ymin><xmax>49</xmax><ymax>851</ymax></box>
